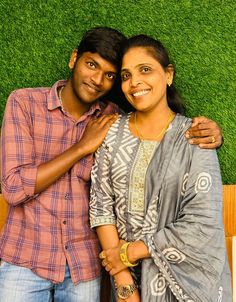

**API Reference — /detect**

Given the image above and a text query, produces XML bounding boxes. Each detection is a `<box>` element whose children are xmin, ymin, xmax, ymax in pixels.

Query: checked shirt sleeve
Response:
<box><xmin>1</xmin><ymin>91</ymin><xmax>38</xmax><ymax>205</ymax></box>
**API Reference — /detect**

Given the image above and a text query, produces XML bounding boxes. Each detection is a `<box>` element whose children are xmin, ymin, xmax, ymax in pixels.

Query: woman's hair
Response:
<box><xmin>121</xmin><ymin>34</ymin><xmax>185</xmax><ymax>114</ymax></box>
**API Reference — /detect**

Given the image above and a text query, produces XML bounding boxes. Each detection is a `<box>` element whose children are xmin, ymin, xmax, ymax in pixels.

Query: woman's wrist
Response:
<box><xmin>114</xmin><ymin>269</ymin><xmax>134</xmax><ymax>286</ymax></box>
<box><xmin>127</xmin><ymin>240</ymin><xmax>150</xmax><ymax>263</ymax></box>
<box><xmin>120</xmin><ymin>242</ymin><xmax>139</xmax><ymax>267</ymax></box>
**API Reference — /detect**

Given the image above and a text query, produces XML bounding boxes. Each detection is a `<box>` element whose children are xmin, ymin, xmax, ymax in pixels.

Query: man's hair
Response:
<box><xmin>77</xmin><ymin>27</ymin><xmax>126</xmax><ymax>70</ymax></box>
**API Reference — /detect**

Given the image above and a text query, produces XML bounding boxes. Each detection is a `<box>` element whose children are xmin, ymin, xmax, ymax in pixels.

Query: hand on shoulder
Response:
<box><xmin>185</xmin><ymin>116</ymin><xmax>223</xmax><ymax>149</ymax></box>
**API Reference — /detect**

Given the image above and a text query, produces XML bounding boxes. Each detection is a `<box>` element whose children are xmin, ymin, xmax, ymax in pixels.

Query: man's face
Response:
<box><xmin>69</xmin><ymin>51</ymin><xmax>117</xmax><ymax>105</ymax></box>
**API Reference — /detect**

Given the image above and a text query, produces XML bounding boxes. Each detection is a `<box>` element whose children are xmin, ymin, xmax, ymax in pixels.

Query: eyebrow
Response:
<box><xmin>86</xmin><ymin>56</ymin><xmax>99</xmax><ymax>67</ymax></box>
<box><xmin>121</xmin><ymin>63</ymin><xmax>152</xmax><ymax>72</ymax></box>
<box><xmin>86</xmin><ymin>56</ymin><xmax>117</xmax><ymax>73</ymax></box>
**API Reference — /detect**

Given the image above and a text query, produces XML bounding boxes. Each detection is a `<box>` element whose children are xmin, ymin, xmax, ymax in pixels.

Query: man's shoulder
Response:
<box><xmin>9</xmin><ymin>86</ymin><xmax>51</xmax><ymax>99</ymax></box>
<box><xmin>6</xmin><ymin>80</ymin><xmax>63</xmax><ymax>109</ymax></box>
<box><xmin>99</xmin><ymin>100</ymin><xmax>122</xmax><ymax>115</ymax></box>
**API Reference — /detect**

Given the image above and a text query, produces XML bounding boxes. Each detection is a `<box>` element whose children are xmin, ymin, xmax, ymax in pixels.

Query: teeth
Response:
<box><xmin>133</xmin><ymin>90</ymin><xmax>149</xmax><ymax>97</ymax></box>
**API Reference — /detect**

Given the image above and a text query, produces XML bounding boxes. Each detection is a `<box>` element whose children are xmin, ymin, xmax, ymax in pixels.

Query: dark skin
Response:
<box><xmin>185</xmin><ymin>116</ymin><xmax>222</xmax><ymax>148</ymax></box>
<box><xmin>35</xmin><ymin>51</ymin><xmax>119</xmax><ymax>194</ymax></box>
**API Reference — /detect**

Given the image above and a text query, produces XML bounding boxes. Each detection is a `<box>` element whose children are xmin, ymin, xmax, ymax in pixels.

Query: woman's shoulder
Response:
<box><xmin>174</xmin><ymin>114</ymin><xmax>192</xmax><ymax>133</ymax></box>
<box><xmin>103</xmin><ymin>113</ymin><xmax>129</xmax><ymax>145</ymax></box>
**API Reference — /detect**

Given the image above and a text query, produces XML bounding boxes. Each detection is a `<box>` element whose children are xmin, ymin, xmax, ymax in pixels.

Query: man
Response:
<box><xmin>0</xmin><ymin>27</ymin><xmax>222</xmax><ymax>301</ymax></box>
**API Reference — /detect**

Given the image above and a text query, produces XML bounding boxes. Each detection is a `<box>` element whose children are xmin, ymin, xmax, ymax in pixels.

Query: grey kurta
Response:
<box><xmin>90</xmin><ymin>114</ymin><xmax>232</xmax><ymax>302</ymax></box>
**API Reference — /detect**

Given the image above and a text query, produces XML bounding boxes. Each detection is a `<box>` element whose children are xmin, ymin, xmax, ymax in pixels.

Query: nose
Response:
<box><xmin>130</xmin><ymin>74</ymin><xmax>142</xmax><ymax>87</ymax></box>
<box><xmin>91</xmin><ymin>71</ymin><xmax>103</xmax><ymax>86</ymax></box>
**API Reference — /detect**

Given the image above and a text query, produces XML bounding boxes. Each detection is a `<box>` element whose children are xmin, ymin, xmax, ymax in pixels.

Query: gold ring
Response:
<box><xmin>99</xmin><ymin>251</ymin><xmax>106</xmax><ymax>259</ymax></box>
<box><xmin>211</xmin><ymin>136</ymin><xmax>216</xmax><ymax>143</ymax></box>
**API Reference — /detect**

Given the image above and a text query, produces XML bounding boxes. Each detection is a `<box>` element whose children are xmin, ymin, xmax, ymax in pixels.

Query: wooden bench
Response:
<box><xmin>0</xmin><ymin>193</ymin><xmax>8</xmax><ymax>231</ymax></box>
<box><xmin>223</xmin><ymin>185</ymin><xmax>236</xmax><ymax>301</ymax></box>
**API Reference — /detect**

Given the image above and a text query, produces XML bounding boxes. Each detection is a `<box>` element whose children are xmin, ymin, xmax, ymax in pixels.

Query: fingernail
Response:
<box><xmin>185</xmin><ymin>132</ymin><xmax>190</xmax><ymax>138</ymax></box>
<box><xmin>189</xmin><ymin>139</ymin><xmax>193</xmax><ymax>144</ymax></box>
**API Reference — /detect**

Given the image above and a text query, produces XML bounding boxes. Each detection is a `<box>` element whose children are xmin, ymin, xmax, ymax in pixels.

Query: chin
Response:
<box><xmin>133</xmin><ymin>105</ymin><xmax>150</xmax><ymax>112</ymax></box>
<box><xmin>77</xmin><ymin>92</ymin><xmax>100</xmax><ymax>104</ymax></box>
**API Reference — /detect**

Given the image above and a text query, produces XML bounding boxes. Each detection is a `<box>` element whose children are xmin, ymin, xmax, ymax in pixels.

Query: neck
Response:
<box><xmin>133</xmin><ymin>107</ymin><xmax>175</xmax><ymax>141</ymax></box>
<box><xmin>59</xmin><ymin>80</ymin><xmax>92</xmax><ymax>119</ymax></box>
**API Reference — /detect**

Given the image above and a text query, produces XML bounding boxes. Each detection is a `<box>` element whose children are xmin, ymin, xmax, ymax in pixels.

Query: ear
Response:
<box><xmin>68</xmin><ymin>49</ymin><xmax>78</xmax><ymax>70</ymax></box>
<box><xmin>166</xmin><ymin>64</ymin><xmax>174</xmax><ymax>86</ymax></box>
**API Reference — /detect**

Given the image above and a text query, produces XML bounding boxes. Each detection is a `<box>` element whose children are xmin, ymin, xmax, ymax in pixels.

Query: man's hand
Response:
<box><xmin>185</xmin><ymin>116</ymin><xmax>223</xmax><ymax>149</ymax></box>
<box><xmin>79</xmin><ymin>114</ymin><xmax>118</xmax><ymax>155</ymax></box>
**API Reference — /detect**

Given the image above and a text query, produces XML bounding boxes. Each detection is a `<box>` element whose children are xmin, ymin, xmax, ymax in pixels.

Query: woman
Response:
<box><xmin>90</xmin><ymin>35</ymin><xmax>232</xmax><ymax>301</ymax></box>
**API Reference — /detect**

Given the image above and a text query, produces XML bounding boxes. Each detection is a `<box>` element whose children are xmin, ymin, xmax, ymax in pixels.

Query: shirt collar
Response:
<box><xmin>47</xmin><ymin>80</ymin><xmax>67</xmax><ymax>111</ymax></box>
<box><xmin>47</xmin><ymin>80</ymin><xmax>104</xmax><ymax>117</ymax></box>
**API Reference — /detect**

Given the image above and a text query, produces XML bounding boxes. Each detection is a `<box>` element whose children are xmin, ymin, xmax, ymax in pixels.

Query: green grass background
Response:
<box><xmin>0</xmin><ymin>0</ymin><xmax>235</xmax><ymax>183</ymax></box>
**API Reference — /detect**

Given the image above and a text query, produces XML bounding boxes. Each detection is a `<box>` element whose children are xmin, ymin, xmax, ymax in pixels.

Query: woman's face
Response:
<box><xmin>121</xmin><ymin>47</ymin><xmax>173</xmax><ymax>113</ymax></box>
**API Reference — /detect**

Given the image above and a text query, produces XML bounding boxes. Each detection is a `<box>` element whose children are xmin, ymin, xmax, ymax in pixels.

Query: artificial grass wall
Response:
<box><xmin>0</xmin><ymin>0</ymin><xmax>235</xmax><ymax>183</ymax></box>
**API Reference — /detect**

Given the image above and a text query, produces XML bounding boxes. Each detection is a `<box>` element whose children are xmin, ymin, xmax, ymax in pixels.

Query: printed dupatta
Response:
<box><xmin>138</xmin><ymin>114</ymin><xmax>232</xmax><ymax>301</ymax></box>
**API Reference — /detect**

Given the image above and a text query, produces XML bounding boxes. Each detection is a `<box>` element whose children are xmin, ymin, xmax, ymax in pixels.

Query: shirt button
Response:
<box><xmin>65</xmin><ymin>245</ymin><xmax>68</xmax><ymax>250</ymax></box>
<box><xmin>63</xmin><ymin>220</ymin><xmax>67</xmax><ymax>225</ymax></box>
<box><xmin>64</xmin><ymin>193</ymin><xmax>70</xmax><ymax>200</ymax></box>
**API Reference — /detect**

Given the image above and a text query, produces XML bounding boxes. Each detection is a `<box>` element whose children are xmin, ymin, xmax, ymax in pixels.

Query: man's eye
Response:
<box><xmin>106</xmin><ymin>73</ymin><xmax>116</xmax><ymax>80</ymax></box>
<box><xmin>87</xmin><ymin>62</ymin><xmax>96</xmax><ymax>69</ymax></box>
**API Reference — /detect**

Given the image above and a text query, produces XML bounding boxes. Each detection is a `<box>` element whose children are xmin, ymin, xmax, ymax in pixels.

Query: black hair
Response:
<box><xmin>77</xmin><ymin>27</ymin><xmax>126</xmax><ymax>70</ymax></box>
<box><xmin>121</xmin><ymin>34</ymin><xmax>185</xmax><ymax>114</ymax></box>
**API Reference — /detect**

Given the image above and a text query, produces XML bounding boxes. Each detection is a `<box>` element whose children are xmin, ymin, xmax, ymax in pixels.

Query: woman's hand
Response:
<box><xmin>101</xmin><ymin>240</ymin><xmax>127</xmax><ymax>276</ymax></box>
<box><xmin>185</xmin><ymin>116</ymin><xmax>223</xmax><ymax>149</ymax></box>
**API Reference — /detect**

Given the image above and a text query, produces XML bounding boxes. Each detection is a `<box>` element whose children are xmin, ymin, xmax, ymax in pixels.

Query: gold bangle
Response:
<box><xmin>119</xmin><ymin>242</ymin><xmax>138</xmax><ymax>267</ymax></box>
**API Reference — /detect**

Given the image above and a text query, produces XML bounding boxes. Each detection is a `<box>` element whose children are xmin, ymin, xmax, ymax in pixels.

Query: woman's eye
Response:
<box><xmin>141</xmin><ymin>66</ymin><xmax>150</xmax><ymax>73</ymax></box>
<box><xmin>121</xmin><ymin>73</ymin><xmax>130</xmax><ymax>81</ymax></box>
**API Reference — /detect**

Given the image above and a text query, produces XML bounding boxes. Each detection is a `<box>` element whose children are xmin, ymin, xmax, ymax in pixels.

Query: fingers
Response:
<box><xmin>186</xmin><ymin>128</ymin><xmax>213</xmax><ymax>138</ymax></box>
<box><xmin>96</xmin><ymin>114</ymin><xmax>118</xmax><ymax>125</ymax></box>
<box><xmin>88</xmin><ymin>114</ymin><xmax>118</xmax><ymax>133</ymax></box>
<box><xmin>186</xmin><ymin>121</ymin><xmax>219</xmax><ymax>136</ymax></box>
<box><xmin>102</xmin><ymin>259</ymin><xmax>108</xmax><ymax>266</ymax></box>
<box><xmin>105</xmin><ymin>264</ymin><xmax>112</xmax><ymax>272</ymax></box>
<box><xmin>99</xmin><ymin>251</ymin><xmax>106</xmax><ymax>260</ymax></box>
<box><xmin>187</xmin><ymin>136</ymin><xmax>221</xmax><ymax>149</ymax></box>
<box><xmin>185</xmin><ymin>116</ymin><xmax>222</xmax><ymax>149</ymax></box>
<box><xmin>101</xmin><ymin>259</ymin><xmax>113</xmax><ymax>272</ymax></box>
<box><xmin>191</xmin><ymin>116</ymin><xmax>210</xmax><ymax>125</ymax></box>
<box><xmin>188</xmin><ymin>117</ymin><xmax>221</xmax><ymax>135</ymax></box>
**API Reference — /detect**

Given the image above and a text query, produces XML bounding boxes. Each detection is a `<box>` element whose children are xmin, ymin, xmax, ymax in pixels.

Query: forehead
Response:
<box><xmin>79</xmin><ymin>51</ymin><xmax>117</xmax><ymax>73</ymax></box>
<box><xmin>122</xmin><ymin>47</ymin><xmax>158</xmax><ymax>68</ymax></box>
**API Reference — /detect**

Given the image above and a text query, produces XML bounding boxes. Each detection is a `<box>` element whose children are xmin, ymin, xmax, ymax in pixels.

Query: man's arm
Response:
<box><xmin>1</xmin><ymin>91</ymin><xmax>117</xmax><ymax>205</ymax></box>
<box><xmin>185</xmin><ymin>116</ymin><xmax>223</xmax><ymax>149</ymax></box>
<box><xmin>35</xmin><ymin>114</ymin><xmax>117</xmax><ymax>193</ymax></box>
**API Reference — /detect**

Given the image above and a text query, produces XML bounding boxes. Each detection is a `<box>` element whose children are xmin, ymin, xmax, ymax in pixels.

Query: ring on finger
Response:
<box><xmin>211</xmin><ymin>136</ymin><xmax>216</xmax><ymax>143</ymax></box>
<box><xmin>99</xmin><ymin>251</ymin><xmax>106</xmax><ymax>259</ymax></box>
